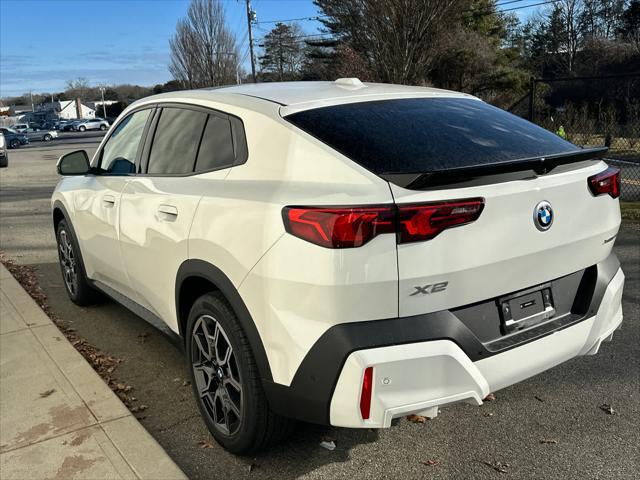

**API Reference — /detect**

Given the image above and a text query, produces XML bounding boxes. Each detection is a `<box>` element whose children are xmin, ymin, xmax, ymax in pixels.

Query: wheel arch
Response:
<box><xmin>52</xmin><ymin>200</ymin><xmax>93</xmax><ymax>285</ymax></box>
<box><xmin>176</xmin><ymin>259</ymin><xmax>273</xmax><ymax>382</ymax></box>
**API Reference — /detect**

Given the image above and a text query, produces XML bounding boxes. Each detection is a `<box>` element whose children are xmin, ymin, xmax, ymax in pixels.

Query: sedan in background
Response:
<box><xmin>74</xmin><ymin>117</ymin><xmax>110</xmax><ymax>131</ymax></box>
<box><xmin>60</xmin><ymin>120</ymin><xmax>81</xmax><ymax>132</ymax></box>
<box><xmin>24</xmin><ymin>127</ymin><xmax>58</xmax><ymax>142</ymax></box>
<box><xmin>0</xmin><ymin>128</ymin><xmax>29</xmax><ymax>149</ymax></box>
<box><xmin>10</xmin><ymin>123</ymin><xmax>29</xmax><ymax>133</ymax></box>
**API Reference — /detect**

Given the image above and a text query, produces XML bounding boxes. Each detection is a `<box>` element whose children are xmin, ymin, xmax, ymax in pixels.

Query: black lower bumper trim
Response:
<box><xmin>263</xmin><ymin>253</ymin><xmax>620</xmax><ymax>426</ymax></box>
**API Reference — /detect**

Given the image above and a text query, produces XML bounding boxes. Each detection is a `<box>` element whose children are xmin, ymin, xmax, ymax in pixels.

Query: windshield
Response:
<box><xmin>285</xmin><ymin>98</ymin><xmax>579</xmax><ymax>174</ymax></box>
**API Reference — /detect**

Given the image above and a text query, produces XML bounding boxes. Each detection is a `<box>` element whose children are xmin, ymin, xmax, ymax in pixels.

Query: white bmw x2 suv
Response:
<box><xmin>52</xmin><ymin>79</ymin><xmax>625</xmax><ymax>454</ymax></box>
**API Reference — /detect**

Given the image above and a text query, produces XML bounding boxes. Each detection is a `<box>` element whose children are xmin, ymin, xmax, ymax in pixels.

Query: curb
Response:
<box><xmin>0</xmin><ymin>264</ymin><xmax>187</xmax><ymax>480</ymax></box>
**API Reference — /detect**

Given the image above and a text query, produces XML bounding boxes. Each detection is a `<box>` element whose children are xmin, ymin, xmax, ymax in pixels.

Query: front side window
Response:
<box><xmin>99</xmin><ymin>109</ymin><xmax>151</xmax><ymax>174</ymax></box>
<box><xmin>147</xmin><ymin>108</ymin><xmax>208</xmax><ymax>175</ymax></box>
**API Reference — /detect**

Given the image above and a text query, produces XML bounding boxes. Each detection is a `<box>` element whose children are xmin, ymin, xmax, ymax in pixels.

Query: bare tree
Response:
<box><xmin>169</xmin><ymin>0</ymin><xmax>238</xmax><ymax>88</ymax></box>
<box><xmin>315</xmin><ymin>0</ymin><xmax>457</xmax><ymax>84</ymax></box>
<box><xmin>65</xmin><ymin>77</ymin><xmax>90</xmax><ymax>100</ymax></box>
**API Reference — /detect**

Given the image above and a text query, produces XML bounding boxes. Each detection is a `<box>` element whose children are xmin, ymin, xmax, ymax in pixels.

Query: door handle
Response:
<box><xmin>157</xmin><ymin>204</ymin><xmax>178</xmax><ymax>219</ymax></box>
<box><xmin>102</xmin><ymin>195</ymin><xmax>116</xmax><ymax>207</ymax></box>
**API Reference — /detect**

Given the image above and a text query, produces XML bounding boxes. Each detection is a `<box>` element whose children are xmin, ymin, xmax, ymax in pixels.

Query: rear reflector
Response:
<box><xmin>283</xmin><ymin>198</ymin><xmax>484</xmax><ymax>248</ymax></box>
<box><xmin>588</xmin><ymin>167</ymin><xmax>620</xmax><ymax>198</ymax></box>
<box><xmin>360</xmin><ymin>367</ymin><xmax>373</xmax><ymax>420</ymax></box>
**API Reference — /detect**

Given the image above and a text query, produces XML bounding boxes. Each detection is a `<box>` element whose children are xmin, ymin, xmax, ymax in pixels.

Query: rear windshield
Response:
<box><xmin>285</xmin><ymin>98</ymin><xmax>579</xmax><ymax>174</ymax></box>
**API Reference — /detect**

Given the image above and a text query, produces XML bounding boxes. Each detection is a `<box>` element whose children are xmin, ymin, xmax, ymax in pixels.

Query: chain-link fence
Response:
<box><xmin>510</xmin><ymin>73</ymin><xmax>640</xmax><ymax>201</ymax></box>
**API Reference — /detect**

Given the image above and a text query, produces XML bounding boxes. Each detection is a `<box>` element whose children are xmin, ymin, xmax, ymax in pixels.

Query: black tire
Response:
<box><xmin>79</xmin><ymin>125</ymin><xmax>86</xmax><ymax>132</ymax></box>
<box><xmin>9</xmin><ymin>139</ymin><xmax>19</xmax><ymax>149</ymax></box>
<box><xmin>56</xmin><ymin>219</ymin><xmax>102</xmax><ymax>305</ymax></box>
<box><xmin>186</xmin><ymin>292</ymin><xmax>293</xmax><ymax>454</ymax></box>
<box><xmin>100</xmin><ymin>124</ymin><xmax>107</xmax><ymax>131</ymax></box>
<box><xmin>44</xmin><ymin>134</ymin><xmax>52</xmax><ymax>141</ymax></box>
<box><xmin>0</xmin><ymin>154</ymin><xmax>7</xmax><ymax>168</ymax></box>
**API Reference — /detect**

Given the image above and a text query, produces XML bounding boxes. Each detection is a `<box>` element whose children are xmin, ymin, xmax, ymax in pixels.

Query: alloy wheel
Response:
<box><xmin>191</xmin><ymin>315</ymin><xmax>243</xmax><ymax>436</ymax></box>
<box><xmin>58</xmin><ymin>229</ymin><xmax>78</xmax><ymax>296</ymax></box>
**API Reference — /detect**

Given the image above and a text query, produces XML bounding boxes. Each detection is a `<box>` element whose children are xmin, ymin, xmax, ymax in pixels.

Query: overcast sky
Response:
<box><xmin>0</xmin><ymin>0</ymin><xmax>543</xmax><ymax>99</ymax></box>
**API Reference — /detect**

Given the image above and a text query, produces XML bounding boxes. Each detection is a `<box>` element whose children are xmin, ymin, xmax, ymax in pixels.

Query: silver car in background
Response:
<box><xmin>23</xmin><ymin>127</ymin><xmax>58</xmax><ymax>142</ymax></box>
<box><xmin>74</xmin><ymin>118</ymin><xmax>109</xmax><ymax>131</ymax></box>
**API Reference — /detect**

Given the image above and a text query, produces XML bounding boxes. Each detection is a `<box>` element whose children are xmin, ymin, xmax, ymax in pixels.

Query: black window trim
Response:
<box><xmin>137</xmin><ymin>102</ymin><xmax>248</xmax><ymax>178</ymax></box>
<box><xmin>92</xmin><ymin>105</ymin><xmax>157</xmax><ymax>176</ymax></box>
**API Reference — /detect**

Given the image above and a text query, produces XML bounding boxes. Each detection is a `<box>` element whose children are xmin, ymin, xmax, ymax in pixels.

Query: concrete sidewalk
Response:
<box><xmin>0</xmin><ymin>264</ymin><xmax>187</xmax><ymax>480</ymax></box>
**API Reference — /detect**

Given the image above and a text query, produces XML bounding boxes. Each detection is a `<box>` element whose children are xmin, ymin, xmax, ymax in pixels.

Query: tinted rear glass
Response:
<box><xmin>147</xmin><ymin>107</ymin><xmax>207</xmax><ymax>175</ymax></box>
<box><xmin>285</xmin><ymin>98</ymin><xmax>579</xmax><ymax>174</ymax></box>
<box><xmin>195</xmin><ymin>115</ymin><xmax>235</xmax><ymax>173</ymax></box>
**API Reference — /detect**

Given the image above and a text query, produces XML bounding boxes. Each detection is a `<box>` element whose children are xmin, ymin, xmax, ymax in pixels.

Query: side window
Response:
<box><xmin>194</xmin><ymin>115</ymin><xmax>235</xmax><ymax>173</ymax></box>
<box><xmin>99</xmin><ymin>109</ymin><xmax>151</xmax><ymax>175</ymax></box>
<box><xmin>147</xmin><ymin>108</ymin><xmax>207</xmax><ymax>175</ymax></box>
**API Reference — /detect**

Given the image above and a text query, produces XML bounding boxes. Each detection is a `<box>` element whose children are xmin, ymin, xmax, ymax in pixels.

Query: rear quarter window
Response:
<box><xmin>285</xmin><ymin>98</ymin><xmax>579</xmax><ymax>174</ymax></box>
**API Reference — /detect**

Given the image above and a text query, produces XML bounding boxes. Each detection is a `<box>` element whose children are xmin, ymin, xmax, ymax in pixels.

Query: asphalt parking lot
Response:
<box><xmin>1</xmin><ymin>138</ymin><xmax>638</xmax><ymax>479</ymax></box>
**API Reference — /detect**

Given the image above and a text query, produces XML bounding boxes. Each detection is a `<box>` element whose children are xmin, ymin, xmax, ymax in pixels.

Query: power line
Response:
<box><xmin>255</xmin><ymin>1</ymin><xmax>560</xmax><ymax>28</ymax></box>
<box><xmin>256</xmin><ymin>14</ymin><xmax>328</xmax><ymax>25</ymax></box>
<box><xmin>500</xmin><ymin>0</ymin><xmax>562</xmax><ymax>13</ymax></box>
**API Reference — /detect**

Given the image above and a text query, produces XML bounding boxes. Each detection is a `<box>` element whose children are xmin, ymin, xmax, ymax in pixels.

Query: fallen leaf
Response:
<box><xmin>484</xmin><ymin>393</ymin><xmax>496</xmax><ymax>401</ymax></box>
<box><xmin>481</xmin><ymin>460</ymin><xmax>509</xmax><ymax>474</ymax></box>
<box><xmin>406</xmin><ymin>414</ymin><xmax>429</xmax><ymax>423</ymax></box>
<box><xmin>39</xmin><ymin>389</ymin><xmax>56</xmax><ymax>398</ymax></box>
<box><xmin>534</xmin><ymin>395</ymin><xmax>545</xmax><ymax>402</ymax></box>
<box><xmin>182</xmin><ymin>380</ymin><xmax>191</xmax><ymax>387</ymax></box>
<box><xmin>248</xmin><ymin>463</ymin><xmax>257</xmax><ymax>472</ymax></box>
<box><xmin>599</xmin><ymin>404</ymin><xmax>615</xmax><ymax>415</ymax></box>
<box><xmin>422</xmin><ymin>459</ymin><xmax>440</xmax><ymax>466</ymax></box>
<box><xmin>484</xmin><ymin>412</ymin><xmax>494</xmax><ymax>417</ymax></box>
<box><xmin>540</xmin><ymin>439</ymin><xmax>558</xmax><ymax>444</ymax></box>
<box><xmin>198</xmin><ymin>439</ymin><xmax>215</xmax><ymax>449</ymax></box>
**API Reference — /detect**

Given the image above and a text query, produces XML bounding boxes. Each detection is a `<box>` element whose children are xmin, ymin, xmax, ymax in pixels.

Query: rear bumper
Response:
<box><xmin>330</xmin><ymin>267</ymin><xmax>623</xmax><ymax>427</ymax></box>
<box><xmin>262</xmin><ymin>253</ymin><xmax>624</xmax><ymax>426</ymax></box>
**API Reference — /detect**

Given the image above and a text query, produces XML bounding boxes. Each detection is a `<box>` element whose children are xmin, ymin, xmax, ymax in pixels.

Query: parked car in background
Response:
<box><xmin>0</xmin><ymin>133</ymin><xmax>7</xmax><ymax>168</ymax></box>
<box><xmin>10</xmin><ymin>123</ymin><xmax>29</xmax><ymax>133</ymax></box>
<box><xmin>60</xmin><ymin>120</ymin><xmax>81</xmax><ymax>132</ymax></box>
<box><xmin>56</xmin><ymin>120</ymin><xmax>72</xmax><ymax>131</ymax></box>
<box><xmin>52</xmin><ymin>80</ymin><xmax>624</xmax><ymax>454</ymax></box>
<box><xmin>24</xmin><ymin>127</ymin><xmax>58</xmax><ymax>142</ymax></box>
<box><xmin>75</xmin><ymin>117</ymin><xmax>109</xmax><ymax>131</ymax></box>
<box><xmin>0</xmin><ymin>128</ymin><xmax>29</xmax><ymax>148</ymax></box>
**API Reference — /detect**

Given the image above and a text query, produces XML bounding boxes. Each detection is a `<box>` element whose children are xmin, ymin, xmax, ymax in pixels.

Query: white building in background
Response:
<box><xmin>39</xmin><ymin>100</ymin><xmax>96</xmax><ymax>119</ymax></box>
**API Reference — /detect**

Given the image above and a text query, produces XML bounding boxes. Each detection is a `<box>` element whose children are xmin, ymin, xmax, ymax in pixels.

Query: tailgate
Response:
<box><xmin>391</xmin><ymin>160</ymin><xmax>621</xmax><ymax>317</ymax></box>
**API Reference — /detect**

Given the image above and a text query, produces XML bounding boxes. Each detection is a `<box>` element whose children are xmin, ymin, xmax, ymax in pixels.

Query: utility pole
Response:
<box><xmin>245</xmin><ymin>0</ymin><xmax>257</xmax><ymax>82</ymax></box>
<box><xmin>99</xmin><ymin>87</ymin><xmax>107</xmax><ymax>119</ymax></box>
<box><xmin>30</xmin><ymin>91</ymin><xmax>34</xmax><ymax>112</ymax></box>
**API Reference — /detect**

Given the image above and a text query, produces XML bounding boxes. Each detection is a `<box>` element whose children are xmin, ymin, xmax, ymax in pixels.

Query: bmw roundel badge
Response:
<box><xmin>534</xmin><ymin>200</ymin><xmax>553</xmax><ymax>231</ymax></box>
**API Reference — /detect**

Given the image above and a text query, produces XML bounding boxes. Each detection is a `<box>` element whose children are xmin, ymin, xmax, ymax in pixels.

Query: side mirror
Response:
<box><xmin>57</xmin><ymin>150</ymin><xmax>91</xmax><ymax>175</ymax></box>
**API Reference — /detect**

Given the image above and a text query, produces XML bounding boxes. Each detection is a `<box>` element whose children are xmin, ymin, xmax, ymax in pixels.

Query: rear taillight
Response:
<box><xmin>588</xmin><ymin>167</ymin><xmax>620</xmax><ymax>199</ymax></box>
<box><xmin>282</xmin><ymin>206</ymin><xmax>395</xmax><ymax>248</ymax></box>
<box><xmin>360</xmin><ymin>367</ymin><xmax>373</xmax><ymax>420</ymax></box>
<box><xmin>283</xmin><ymin>198</ymin><xmax>484</xmax><ymax>248</ymax></box>
<box><xmin>397</xmin><ymin>199</ymin><xmax>485</xmax><ymax>243</ymax></box>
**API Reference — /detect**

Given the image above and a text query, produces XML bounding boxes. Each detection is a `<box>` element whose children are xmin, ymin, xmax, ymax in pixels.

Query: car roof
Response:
<box><xmin>214</xmin><ymin>79</ymin><xmax>476</xmax><ymax>115</ymax></box>
<box><xmin>132</xmin><ymin>79</ymin><xmax>478</xmax><ymax>117</ymax></box>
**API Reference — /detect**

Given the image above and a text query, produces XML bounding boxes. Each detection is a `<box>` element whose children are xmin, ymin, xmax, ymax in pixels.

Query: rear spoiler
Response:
<box><xmin>381</xmin><ymin>146</ymin><xmax>609</xmax><ymax>190</ymax></box>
